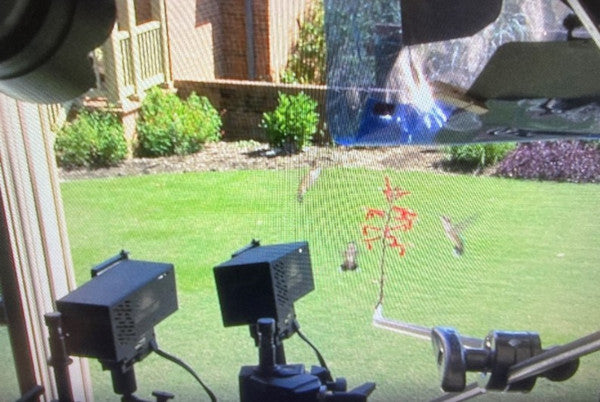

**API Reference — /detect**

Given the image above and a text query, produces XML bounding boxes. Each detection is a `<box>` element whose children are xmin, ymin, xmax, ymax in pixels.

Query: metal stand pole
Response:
<box><xmin>44</xmin><ymin>312</ymin><xmax>74</xmax><ymax>402</ymax></box>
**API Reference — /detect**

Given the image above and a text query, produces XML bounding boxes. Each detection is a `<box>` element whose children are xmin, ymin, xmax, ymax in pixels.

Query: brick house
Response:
<box><xmin>97</xmin><ymin>0</ymin><xmax>314</xmax><ymax>105</ymax></box>
<box><xmin>166</xmin><ymin>0</ymin><xmax>313</xmax><ymax>82</ymax></box>
<box><xmin>66</xmin><ymin>0</ymin><xmax>319</xmax><ymax>142</ymax></box>
<box><xmin>164</xmin><ymin>0</ymin><xmax>326</xmax><ymax>142</ymax></box>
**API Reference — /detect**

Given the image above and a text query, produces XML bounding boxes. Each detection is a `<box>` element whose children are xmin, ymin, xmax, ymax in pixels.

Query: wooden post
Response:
<box><xmin>119</xmin><ymin>0</ymin><xmax>145</xmax><ymax>100</ymax></box>
<box><xmin>151</xmin><ymin>0</ymin><xmax>173</xmax><ymax>89</ymax></box>
<box><xmin>101</xmin><ymin>23</ymin><xmax>128</xmax><ymax>105</ymax></box>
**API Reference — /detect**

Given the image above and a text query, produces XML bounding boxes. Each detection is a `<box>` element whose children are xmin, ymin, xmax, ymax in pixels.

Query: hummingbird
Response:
<box><xmin>297</xmin><ymin>160</ymin><xmax>321</xmax><ymax>202</ymax></box>
<box><xmin>340</xmin><ymin>241</ymin><xmax>358</xmax><ymax>271</ymax></box>
<box><xmin>440</xmin><ymin>215</ymin><xmax>470</xmax><ymax>256</ymax></box>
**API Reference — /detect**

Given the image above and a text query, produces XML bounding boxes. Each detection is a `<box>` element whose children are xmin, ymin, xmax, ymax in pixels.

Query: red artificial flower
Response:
<box><xmin>391</xmin><ymin>206</ymin><xmax>418</xmax><ymax>231</ymax></box>
<box><xmin>362</xmin><ymin>176</ymin><xmax>416</xmax><ymax>256</ymax></box>
<box><xmin>365</xmin><ymin>208</ymin><xmax>386</xmax><ymax>220</ymax></box>
<box><xmin>383</xmin><ymin>176</ymin><xmax>411</xmax><ymax>203</ymax></box>
<box><xmin>383</xmin><ymin>227</ymin><xmax>407</xmax><ymax>256</ymax></box>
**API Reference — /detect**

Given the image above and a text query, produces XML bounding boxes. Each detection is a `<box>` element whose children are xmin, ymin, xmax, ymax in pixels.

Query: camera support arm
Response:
<box><xmin>432</xmin><ymin>327</ymin><xmax>599</xmax><ymax>396</ymax></box>
<box><xmin>507</xmin><ymin>330</ymin><xmax>600</xmax><ymax>384</ymax></box>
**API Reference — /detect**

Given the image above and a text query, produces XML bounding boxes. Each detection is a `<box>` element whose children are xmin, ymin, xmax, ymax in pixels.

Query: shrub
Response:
<box><xmin>260</xmin><ymin>92</ymin><xmax>319</xmax><ymax>153</ymax></box>
<box><xmin>136</xmin><ymin>87</ymin><xmax>222</xmax><ymax>157</ymax></box>
<box><xmin>444</xmin><ymin>143</ymin><xmax>516</xmax><ymax>170</ymax></box>
<box><xmin>495</xmin><ymin>140</ymin><xmax>600</xmax><ymax>183</ymax></box>
<box><xmin>54</xmin><ymin>109</ymin><xmax>127</xmax><ymax>168</ymax></box>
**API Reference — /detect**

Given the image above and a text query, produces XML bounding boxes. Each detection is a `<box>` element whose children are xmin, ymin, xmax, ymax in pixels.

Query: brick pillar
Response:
<box><xmin>253</xmin><ymin>0</ymin><xmax>272</xmax><ymax>80</ymax></box>
<box><xmin>220</xmin><ymin>0</ymin><xmax>250</xmax><ymax>79</ymax></box>
<box><xmin>219</xmin><ymin>0</ymin><xmax>272</xmax><ymax>80</ymax></box>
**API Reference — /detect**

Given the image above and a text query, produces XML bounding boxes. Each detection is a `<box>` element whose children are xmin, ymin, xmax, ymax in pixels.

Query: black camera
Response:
<box><xmin>56</xmin><ymin>254</ymin><xmax>177</xmax><ymax>364</ymax></box>
<box><xmin>215</xmin><ymin>241</ymin><xmax>376</xmax><ymax>402</ymax></box>
<box><xmin>49</xmin><ymin>252</ymin><xmax>179</xmax><ymax>401</ymax></box>
<box><xmin>0</xmin><ymin>0</ymin><xmax>116</xmax><ymax>103</ymax></box>
<box><xmin>214</xmin><ymin>241</ymin><xmax>314</xmax><ymax>341</ymax></box>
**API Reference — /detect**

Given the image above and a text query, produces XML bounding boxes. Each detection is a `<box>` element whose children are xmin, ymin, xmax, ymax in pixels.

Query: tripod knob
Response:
<box><xmin>431</xmin><ymin>327</ymin><xmax>468</xmax><ymax>392</ymax></box>
<box><xmin>432</xmin><ymin>327</ymin><xmax>542</xmax><ymax>392</ymax></box>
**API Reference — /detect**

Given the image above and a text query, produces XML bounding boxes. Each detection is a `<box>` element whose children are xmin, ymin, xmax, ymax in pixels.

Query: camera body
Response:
<box><xmin>56</xmin><ymin>258</ymin><xmax>177</xmax><ymax>364</ymax></box>
<box><xmin>214</xmin><ymin>241</ymin><xmax>314</xmax><ymax>339</ymax></box>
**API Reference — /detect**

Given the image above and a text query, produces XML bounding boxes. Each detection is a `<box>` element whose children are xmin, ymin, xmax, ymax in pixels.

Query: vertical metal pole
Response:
<box><xmin>44</xmin><ymin>312</ymin><xmax>74</xmax><ymax>402</ymax></box>
<box><xmin>245</xmin><ymin>0</ymin><xmax>256</xmax><ymax>80</ymax></box>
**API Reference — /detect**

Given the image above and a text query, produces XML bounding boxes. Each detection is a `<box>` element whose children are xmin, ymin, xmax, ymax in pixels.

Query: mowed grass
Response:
<box><xmin>0</xmin><ymin>327</ymin><xmax>20</xmax><ymax>401</ymax></box>
<box><xmin>60</xmin><ymin>169</ymin><xmax>600</xmax><ymax>401</ymax></box>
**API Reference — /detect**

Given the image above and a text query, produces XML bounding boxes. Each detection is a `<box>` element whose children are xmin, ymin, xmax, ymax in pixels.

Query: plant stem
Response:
<box><xmin>376</xmin><ymin>199</ymin><xmax>395</xmax><ymax>309</ymax></box>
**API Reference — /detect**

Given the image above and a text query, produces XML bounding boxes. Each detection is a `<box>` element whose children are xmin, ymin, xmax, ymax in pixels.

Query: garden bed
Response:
<box><xmin>58</xmin><ymin>140</ymin><xmax>465</xmax><ymax>181</ymax></box>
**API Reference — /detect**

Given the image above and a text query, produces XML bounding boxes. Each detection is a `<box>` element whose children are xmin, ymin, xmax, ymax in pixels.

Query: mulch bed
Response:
<box><xmin>58</xmin><ymin>141</ymin><xmax>487</xmax><ymax>181</ymax></box>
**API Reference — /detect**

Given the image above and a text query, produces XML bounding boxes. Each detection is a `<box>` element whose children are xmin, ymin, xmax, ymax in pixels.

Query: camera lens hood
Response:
<box><xmin>0</xmin><ymin>0</ymin><xmax>115</xmax><ymax>103</ymax></box>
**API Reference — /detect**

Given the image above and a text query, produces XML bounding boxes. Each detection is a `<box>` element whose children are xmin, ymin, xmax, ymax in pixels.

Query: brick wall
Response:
<box><xmin>167</xmin><ymin>0</ymin><xmax>223</xmax><ymax>80</ymax></box>
<box><xmin>179</xmin><ymin>0</ymin><xmax>314</xmax><ymax>81</ymax></box>
<box><xmin>135</xmin><ymin>0</ymin><xmax>153</xmax><ymax>24</ymax></box>
<box><xmin>176</xmin><ymin>79</ymin><xmax>329</xmax><ymax>143</ymax></box>
<box><xmin>253</xmin><ymin>0</ymin><xmax>271</xmax><ymax>80</ymax></box>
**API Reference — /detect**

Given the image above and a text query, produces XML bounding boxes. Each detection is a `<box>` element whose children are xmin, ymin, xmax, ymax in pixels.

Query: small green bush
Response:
<box><xmin>54</xmin><ymin>110</ymin><xmax>127</xmax><ymax>168</ymax></box>
<box><xmin>260</xmin><ymin>92</ymin><xmax>319</xmax><ymax>153</ymax></box>
<box><xmin>136</xmin><ymin>87</ymin><xmax>222</xmax><ymax>157</ymax></box>
<box><xmin>444</xmin><ymin>143</ymin><xmax>516</xmax><ymax>170</ymax></box>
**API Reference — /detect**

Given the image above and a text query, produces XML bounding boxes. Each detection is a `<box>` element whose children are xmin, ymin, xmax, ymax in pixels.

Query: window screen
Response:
<box><xmin>9</xmin><ymin>0</ymin><xmax>598</xmax><ymax>401</ymax></box>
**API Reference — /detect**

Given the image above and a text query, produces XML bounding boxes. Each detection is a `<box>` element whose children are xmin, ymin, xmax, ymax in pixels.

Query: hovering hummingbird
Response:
<box><xmin>340</xmin><ymin>241</ymin><xmax>358</xmax><ymax>271</ymax></box>
<box><xmin>440</xmin><ymin>215</ymin><xmax>473</xmax><ymax>257</ymax></box>
<box><xmin>297</xmin><ymin>161</ymin><xmax>321</xmax><ymax>202</ymax></box>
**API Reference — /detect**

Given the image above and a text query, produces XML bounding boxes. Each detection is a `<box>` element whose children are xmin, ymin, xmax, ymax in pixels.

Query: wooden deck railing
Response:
<box><xmin>41</xmin><ymin>21</ymin><xmax>168</xmax><ymax>134</ymax></box>
<box><xmin>101</xmin><ymin>20</ymin><xmax>168</xmax><ymax>105</ymax></box>
<box><xmin>115</xmin><ymin>30</ymin><xmax>135</xmax><ymax>97</ymax></box>
<box><xmin>137</xmin><ymin>21</ymin><xmax>164</xmax><ymax>85</ymax></box>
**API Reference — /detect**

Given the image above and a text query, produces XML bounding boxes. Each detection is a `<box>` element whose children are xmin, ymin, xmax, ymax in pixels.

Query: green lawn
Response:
<box><xmin>0</xmin><ymin>327</ymin><xmax>20</xmax><ymax>401</ymax></box>
<box><xmin>60</xmin><ymin>169</ymin><xmax>600</xmax><ymax>401</ymax></box>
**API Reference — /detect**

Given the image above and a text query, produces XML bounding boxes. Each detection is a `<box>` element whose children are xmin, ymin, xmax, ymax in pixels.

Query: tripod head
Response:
<box><xmin>239</xmin><ymin>318</ymin><xmax>376</xmax><ymax>402</ymax></box>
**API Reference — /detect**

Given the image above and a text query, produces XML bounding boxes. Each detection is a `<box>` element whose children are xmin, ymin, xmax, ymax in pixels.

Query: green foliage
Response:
<box><xmin>444</xmin><ymin>143</ymin><xmax>516</xmax><ymax>169</ymax></box>
<box><xmin>260</xmin><ymin>92</ymin><xmax>319</xmax><ymax>153</ymax></box>
<box><xmin>136</xmin><ymin>87</ymin><xmax>222</xmax><ymax>157</ymax></box>
<box><xmin>282</xmin><ymin>3</ymin><xmax>326</xmax><ymax>85</ymax></box>
<box><xmin>54</xmin><ymin>109</ymin><xmax>127</xmax><ymax>168</ymax></box>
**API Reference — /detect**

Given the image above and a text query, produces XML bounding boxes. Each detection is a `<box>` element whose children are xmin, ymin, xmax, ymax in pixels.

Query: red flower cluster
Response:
<box><xmin>362</xmin><ymin>176</ymin><xmax>417</xmax><ymax>255</ymax></box>
<box><xmin>382</xmin><ymin>176</ymin><xmax>411</xmax><ymax>203</ymax></box>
